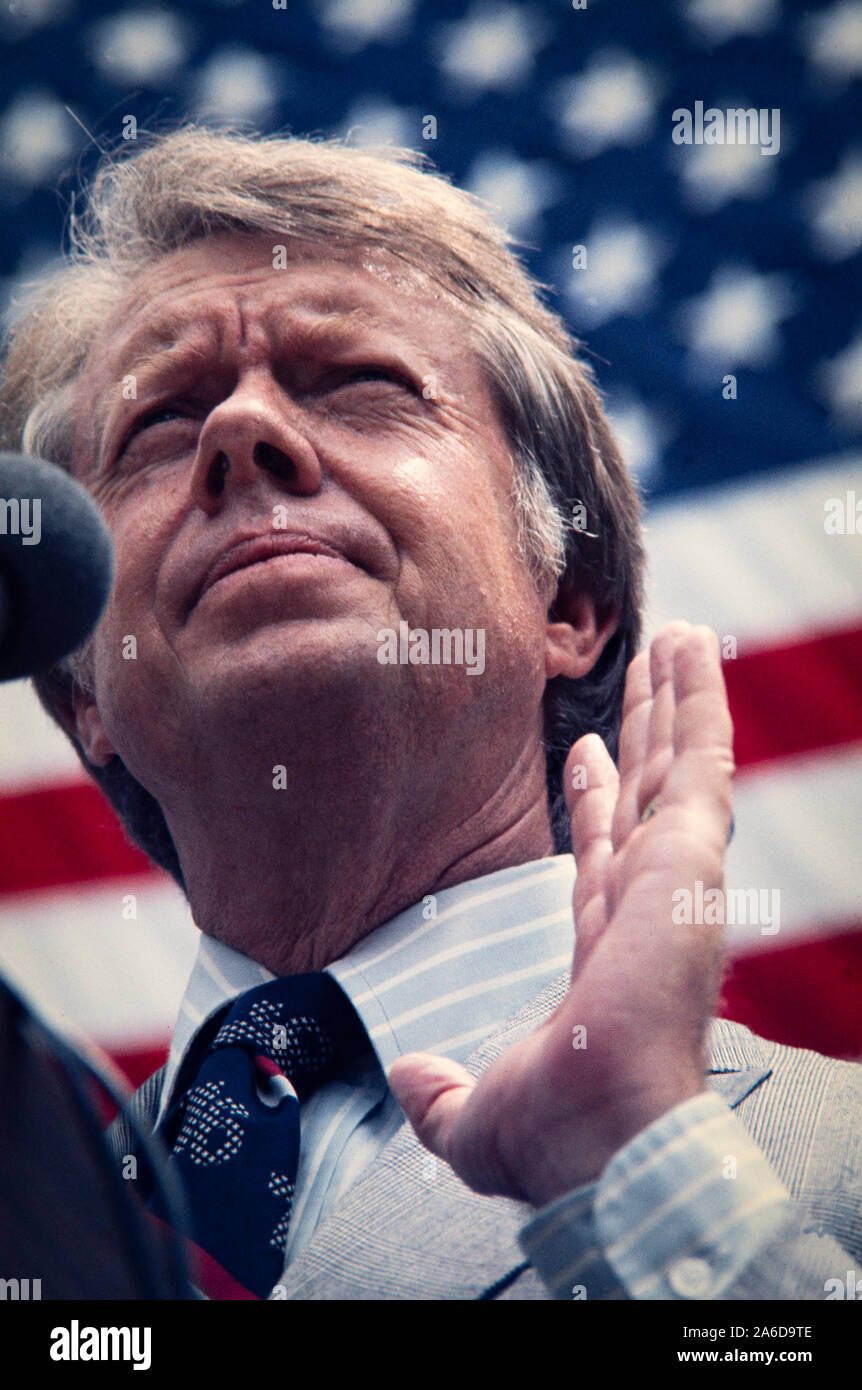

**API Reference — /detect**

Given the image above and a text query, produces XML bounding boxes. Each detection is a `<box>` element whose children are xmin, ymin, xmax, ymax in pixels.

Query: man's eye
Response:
<box><xmin>335</xmin><ymin>367</ymin><xmax>412</xmax><ymax>390</ymax></box>
<box><xmin>117</xmin><ymin>406</ymin><xmax>187</xmax><ymax>455</ymax></box>
<box><xmin>134</xmin><ymin>405</ymin><xmax>185</xmax><ymax>432</ymax></box>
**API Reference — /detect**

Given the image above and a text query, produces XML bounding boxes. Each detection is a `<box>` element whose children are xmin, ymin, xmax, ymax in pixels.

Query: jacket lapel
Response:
<box><xmin>276</xmin><ymin>983</ymin><xmax>773</xmax><ymax>1300</ymax></box>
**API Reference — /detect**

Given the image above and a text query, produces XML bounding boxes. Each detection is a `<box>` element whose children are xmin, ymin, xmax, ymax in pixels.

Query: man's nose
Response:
<box><xmin>189</xmin><ymin>375</ymin><xmax>323</xmax><ymax>514</ymax></box>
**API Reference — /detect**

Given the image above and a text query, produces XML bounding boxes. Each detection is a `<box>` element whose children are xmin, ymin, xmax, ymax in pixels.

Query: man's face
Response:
<box><xmin>70</xmin><ymin>233</ymin><xmax>565</xmax><ymax>812</ymax></box>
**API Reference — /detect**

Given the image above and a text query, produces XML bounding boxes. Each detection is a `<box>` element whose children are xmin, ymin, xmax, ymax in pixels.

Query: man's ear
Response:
<box><xmin>545</xmin><ymin>579</ymin><xmax>619</xmax><ymax>682</ymax></box>
<box><xmin>70</xmin><ymin>683</ymin><xmax>117</xmax><ymax>767</ymax></box>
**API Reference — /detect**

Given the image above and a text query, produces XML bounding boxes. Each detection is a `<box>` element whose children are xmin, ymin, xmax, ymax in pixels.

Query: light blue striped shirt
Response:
<box><xmin>152</xmin><ymin>852</ymin><xmax>816</xmax><ymax>1301</ymax></box>
<box><xmin>157</xmin><ymin>853</ymin><xmax>577</xmax><ymax>1281</ymax></box>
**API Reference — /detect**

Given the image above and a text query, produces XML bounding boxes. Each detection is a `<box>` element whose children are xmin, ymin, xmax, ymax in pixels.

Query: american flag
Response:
<box><xmin>0</xmin><ymin>0</ymin><xmax>860</xmax><ymax>1088</ymax></box>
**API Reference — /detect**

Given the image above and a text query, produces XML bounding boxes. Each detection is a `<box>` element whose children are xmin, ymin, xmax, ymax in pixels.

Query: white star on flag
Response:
<box><xmin>552</xmin><ymin>50</ymin><xmax>660</xmax><ymax>157</ymax></box>
<box><xmin>683</xmin><ymin>0</ymin><xmax>779</xmax><ymax>44</ymax></box>
<box><xmin>562</xmin><ymin>217</ymin><xmax>669</xmax><ymax>328</ymax></box>
<box><xmin>340</xmin><ymin>97</ymin><xmax>416</xmax><ymax>149</ymax></box>
<box><xmin>0</xmin><ymin>90</ymin><xmax>78</xmax><ymax>187</ymax></box>
<box><xmin>801</xmin><ymin>1</ymin><xmax>862</xmax><ymax>83</ymax></box>
<box><xmin>193</xmin><ymin>46</ymin><xmax>282</xmax><ymax>124</ymax></box>
<box><xmin>465</xmin><ymin>151</ymin><xmax>561</xmax><ymax>236</ymax></box>
<box><xmin>676</xmin><ymin>264</ymin><xmax>797</xmax><ymax>367</ymax></box>
<box><xmin>434</xmin><ymin>2</ymin><xmax>549</xmax><ymax>97</ymax></box>
<box><xmin>815</xmin><ymin>332</ymin><xmax>862</xmax><ymax>426</ymax></box>
<box><xmin>804</xmin><ymin>152</ymin><xmax>862</xmax><ymax>260</ymax></box>
<box><xmin>315</xmin><ymin>0</ymin><xmax>416</xmax><ymax>54</ymax></box>
<box><xmin>88</xmin><ymin>7</ymin><xmax>192</xmax><ymax>85</ymax></box>
<box><xmin>674</xmin><ymin>136</ymin><xmax>781</xmax><ymax>214</ymax></box>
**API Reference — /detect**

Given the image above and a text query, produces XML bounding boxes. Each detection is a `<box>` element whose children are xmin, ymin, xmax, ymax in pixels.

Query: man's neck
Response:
<box><xmin>162</xmin><ymin>740</ymin><xmax>556</xmax><ymax>976</ymax></box>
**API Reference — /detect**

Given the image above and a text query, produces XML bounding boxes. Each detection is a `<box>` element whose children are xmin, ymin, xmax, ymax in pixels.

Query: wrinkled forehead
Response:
<box><xmin>97</xmin><ymin>234</ymin><xmax>451</xmax><ymax>364</ymax></box>
<box><xmin>72</xmin><ymin>232</ymin><xmax>471</xmax><ymax>465</ymax></box>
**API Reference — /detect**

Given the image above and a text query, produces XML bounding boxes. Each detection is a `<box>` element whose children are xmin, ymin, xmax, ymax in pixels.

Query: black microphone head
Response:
<box><xmin>0</xmin><ymin>453</ymin><xmax>114</xmax><ymax>682</ymax></box>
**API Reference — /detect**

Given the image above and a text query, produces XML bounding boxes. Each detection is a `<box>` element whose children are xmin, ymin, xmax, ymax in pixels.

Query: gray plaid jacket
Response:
<box><xmin>107</xmin><ymin>975</ymin><xmax>862</xmax><ymax>1299</ymax></box>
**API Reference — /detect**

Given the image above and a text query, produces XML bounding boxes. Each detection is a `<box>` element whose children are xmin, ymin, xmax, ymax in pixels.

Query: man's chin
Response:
<box><xmin>184</xmin><ymin>616</ymin><xmax>393</xmax><ymax>709</ymax></box>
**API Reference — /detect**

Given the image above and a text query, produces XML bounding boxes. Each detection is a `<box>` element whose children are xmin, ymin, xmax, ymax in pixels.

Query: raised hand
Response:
<box><xmin>387</xmin><ymin>623</ymin><xmax>735</xmax><ymax>1207</ymax></box>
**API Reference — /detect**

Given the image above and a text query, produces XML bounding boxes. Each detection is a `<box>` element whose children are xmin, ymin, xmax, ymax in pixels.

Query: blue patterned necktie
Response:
<box><xmin>149</xmin><ymin>972</ymin><xmax>367</xmax><ymax>1299</ymax></box>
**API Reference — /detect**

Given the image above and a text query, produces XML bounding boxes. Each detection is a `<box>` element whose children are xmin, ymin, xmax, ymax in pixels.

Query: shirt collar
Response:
<box><xmin>157</xmin><ymin>853</ymin><xmax>576</xmax><ymax>1123</ymax></box>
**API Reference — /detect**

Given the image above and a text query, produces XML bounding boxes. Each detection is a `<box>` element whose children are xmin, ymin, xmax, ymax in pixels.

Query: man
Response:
<box><xmin>1</xmin><ymin>127</ymin><xmax>859</xmax><ymax>1301</ymax></box>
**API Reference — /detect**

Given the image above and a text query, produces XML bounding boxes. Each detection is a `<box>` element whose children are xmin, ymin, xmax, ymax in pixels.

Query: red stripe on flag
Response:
<box><xmin>0</xmin><ymin>780</ymin><xmax>157</xmax><ymax>893</ymax></box>
<box><xmin>719</xmin><ymin>928</ymin><xmax>862</xmax><ymax>1060</ymax></box>
<box><xmin>110</xmin><ymin>1042</ymin><xmax>170</xmax><ymax>1096</ymax></box>
<box><xmin>725</xmin><ymin>622</ymin><xmax>862</xmax><ymax>771</ymax></box>
<box><xmin>96</xmin><ymin>1044</ymin><xmax>167</xmax><ymax>1123</ymax></box>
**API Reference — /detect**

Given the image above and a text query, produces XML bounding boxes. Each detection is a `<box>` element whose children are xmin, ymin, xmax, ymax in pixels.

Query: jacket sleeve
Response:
<box><xmin>518</xmin><ymin>1090</ymin><xmax>862</xmax><ymax>1300</ymax></box>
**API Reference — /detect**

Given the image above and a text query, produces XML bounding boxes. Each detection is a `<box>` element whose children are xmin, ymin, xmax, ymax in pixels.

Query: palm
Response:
<box><xmin>388</xmin><ymin>624</ymin><xmax>735</xmax><ymax>1207</ymax></box>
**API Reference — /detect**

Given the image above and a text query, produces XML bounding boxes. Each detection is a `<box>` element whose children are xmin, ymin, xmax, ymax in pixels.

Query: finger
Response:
<box><xmin>563</xmin><ymin>733</ymin><xmax>617</xmax><ymax>963</ymax></box>
<box><xmin>673</xmin><ymin>626</ymin><xmax>732</xmax><ymax>751</ymax></box>
<box><xmin>611</xmin><ymin>652</ymin><xmax>652</xmax><ymax>849</ymax></box>
<box><xmin>387</xmin><ymin>1053</ymin><xmax>475</xmax><ymax>1165</ymax></box>
<box><xmin>613</xmin><ymin>623</ymin><xmax>692</xmax><ymax>849</ymax></box>
<box><xmin>617</xmin><ymin>650</ymin><xmax>652</xmax><ymax>784</ymax></box>
<box><xmin>635</xmin><ymin>623</ymin><xmax>691</xmax><ymax>824</ymax></box>
<box><xmin>662</xmin><ymin>627</ymin><xmax>735</xmax><ymax>856</ymax></box>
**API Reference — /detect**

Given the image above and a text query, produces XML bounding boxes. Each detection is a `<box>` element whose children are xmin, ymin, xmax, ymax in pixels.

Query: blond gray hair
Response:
<box><xmin>0</xmin><ymin>126</ymin><xmax>644</xmax><ymax>883</ymax></box>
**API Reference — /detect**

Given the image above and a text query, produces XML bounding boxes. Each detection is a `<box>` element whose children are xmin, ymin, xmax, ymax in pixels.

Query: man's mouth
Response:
<box><xmin>191</xmin><ymin>533</ymin><xmax>359</xmax><ymax>612</ymax></box>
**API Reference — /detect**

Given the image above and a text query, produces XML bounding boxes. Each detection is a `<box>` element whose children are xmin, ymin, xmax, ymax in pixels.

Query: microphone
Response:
<box><xmin>0</xmin><ymin>452</ymin><xmax>113</xmax><ymax>682</ymax></box>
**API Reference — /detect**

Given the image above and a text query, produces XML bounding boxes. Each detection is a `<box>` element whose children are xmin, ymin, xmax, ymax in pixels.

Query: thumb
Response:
<box><xmin>387</xmin><ymin>1052</ymin><xmax>475</xmax><ymax>1163</ymax></box>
